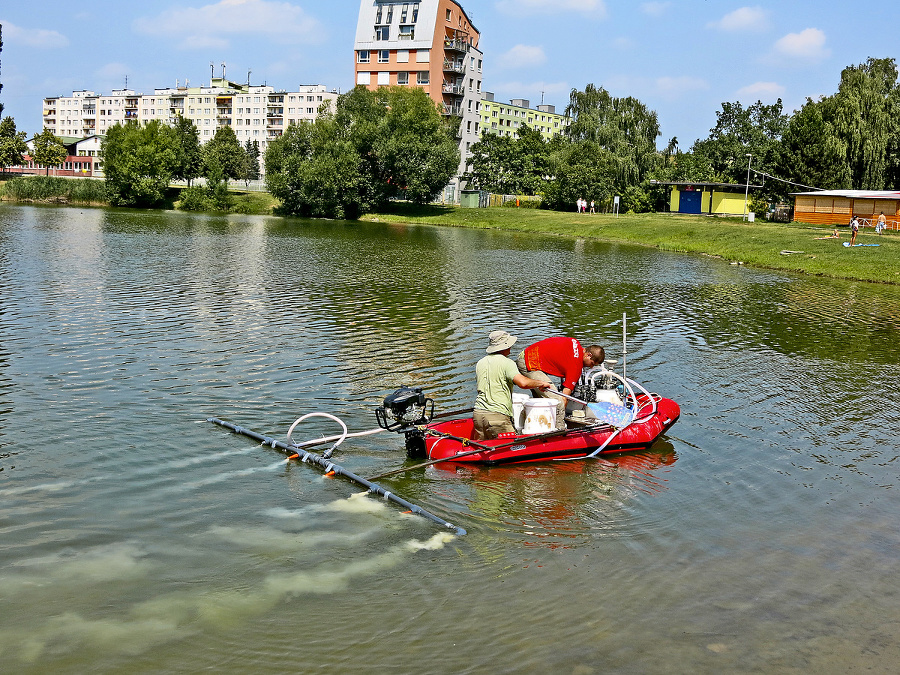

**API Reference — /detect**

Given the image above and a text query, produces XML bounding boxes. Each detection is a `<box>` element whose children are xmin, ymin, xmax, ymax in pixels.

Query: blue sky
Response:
<box><xmin>2</xmin><ymin>1</ymin><xmax>898</xmax><ymax>147</ymax></box>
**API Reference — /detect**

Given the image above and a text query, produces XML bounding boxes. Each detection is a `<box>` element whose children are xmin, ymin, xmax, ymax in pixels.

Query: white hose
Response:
<box><xmin>289</xmin><ymin>426</ymin><xmax>385</xmax><ymax>449</ymax></box>
<box><xmin>286</xmin><ymin>413</ymin><xmax>349</xmax><ymax>458</ymax></box>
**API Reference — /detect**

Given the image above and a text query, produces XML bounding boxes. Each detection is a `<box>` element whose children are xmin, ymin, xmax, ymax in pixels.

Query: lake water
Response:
<box><xmin>1</xmin><ymin>204</ymin><xmax>899</xmax><ymax>674</ymax></box>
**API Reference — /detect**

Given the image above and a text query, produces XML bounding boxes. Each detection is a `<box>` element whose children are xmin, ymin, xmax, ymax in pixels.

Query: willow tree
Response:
<box><xmin>829</xmin><ymin>57</ymin><xmax>900</xmax><ymax>189</ymax></box>
<box><xmin>564</xmin><ymin>84</ymin><xmax>661</xmax><ymax>190</ymax></box>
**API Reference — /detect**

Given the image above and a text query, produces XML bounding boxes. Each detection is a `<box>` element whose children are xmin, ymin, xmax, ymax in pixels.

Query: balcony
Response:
<box><xmin>442</xmin><ymin>84</ymin><xmax>464</xmax><ymax>96</ymax></box>
<box><xmin>443</xmin><ymin>60</ymin><xmax>466</xmax><ymax>74</ymax></box>
<box><xmin>444</xmin><ymin>38</ymin><xmax>469</xmax><ymax>53</ymax></box>
<box><xmin>441</xmin><ymin>103</ymin><xmax>463</xmax><ymax>117</ymax></box>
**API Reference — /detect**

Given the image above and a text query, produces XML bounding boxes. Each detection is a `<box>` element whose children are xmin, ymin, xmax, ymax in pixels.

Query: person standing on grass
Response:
<box><xmin>877</xmin><ymin>212</ymin><xmax>886</xmax><ymax>235</ymax></box>
<box><xmin>850</xmin><ymin>216</ymin><xmax>860</xmax><ymax>245</ymax></box>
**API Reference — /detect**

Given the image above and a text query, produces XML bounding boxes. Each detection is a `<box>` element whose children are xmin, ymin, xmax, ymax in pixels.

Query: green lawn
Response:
<box><xmin>361</xmin><ymin>205</ymin><xmax>900</xmax><ymax>285</ymax></box>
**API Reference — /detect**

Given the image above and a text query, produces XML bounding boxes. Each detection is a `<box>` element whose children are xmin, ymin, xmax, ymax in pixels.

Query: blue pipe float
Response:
<box><xmin>207</xmin><ymin>417</ymin><xmax>466</xmax><ymax>536</ymax></box>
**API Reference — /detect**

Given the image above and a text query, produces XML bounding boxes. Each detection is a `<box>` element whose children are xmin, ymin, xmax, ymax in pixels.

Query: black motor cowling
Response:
<box><xmin>375</xmin><ymin>386</ymin><xmax>434</xmax><ymax>432</ymax></box>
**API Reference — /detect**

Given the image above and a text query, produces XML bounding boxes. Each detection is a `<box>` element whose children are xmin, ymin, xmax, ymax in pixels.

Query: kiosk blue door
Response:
<box><xmin>679</xmin><ymin>190</ymin><xmax>702</xmax><ymax>214</ymax></box>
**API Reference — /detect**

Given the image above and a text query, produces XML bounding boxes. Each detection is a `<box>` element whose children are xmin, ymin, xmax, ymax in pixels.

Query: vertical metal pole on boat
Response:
<box><xmin>622</xmin><ymin>312</ymin><xmax>627</xmax><ymax>382</ymax></box>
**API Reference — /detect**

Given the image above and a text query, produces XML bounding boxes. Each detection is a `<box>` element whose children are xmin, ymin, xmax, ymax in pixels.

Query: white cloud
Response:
<box><xmin>641</xmin><ymin>2</ymin><xmax>672</xmax><ymax>18</ymax></box>
<box><xmin>773</xmin><ymin>28</ymin><xmax>830</xmax><ymax>62</ymax></box>
<box><xmin>0</xmin><ymin>20</ymin><xmax>70</xmax><ymax>48</ymax></box>
<box><xmin>706</xmin><ymin>6</ymin><xmax>769</xmax><ymax>32</ymax></box>
<box><xmin>497</xmin><ymin>45</ymin><xmax>547</xmax><ymax>70</ymax></box>
<box><xmin>495</xmin><ymin>0</ymin><xmax>607</xmax><ymax>17</ymax></box>
<box><xmin>133</xmin><ymin>0</ymin><xmax>324</xmax><ymax>49</ymax></box>
<box><xmin>736</xmin><ymin>82</ymin><xmax>786</xmax><ymax>101</ymax></box>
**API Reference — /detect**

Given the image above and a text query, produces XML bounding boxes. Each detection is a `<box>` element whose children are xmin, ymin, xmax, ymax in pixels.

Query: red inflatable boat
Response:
<box><xmin>421</xmin><ymin>393</ymin><xmax>680</xmax><ymax>464</ymax></box>
<box><xmin>375</xmin><ymin>371</ymin><xmax>680</xmax><ymax>466</ymax></box>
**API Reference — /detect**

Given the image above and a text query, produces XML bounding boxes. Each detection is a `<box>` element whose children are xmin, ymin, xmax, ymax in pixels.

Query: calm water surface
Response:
<box><xmin>1</xmin><ymin>204</ymin><xmax>899</xmax><ymax>673</ymax></box>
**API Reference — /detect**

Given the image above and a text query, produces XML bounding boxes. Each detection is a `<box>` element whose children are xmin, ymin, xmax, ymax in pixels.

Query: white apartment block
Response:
<box><xmin>41</xmin><ymin>79</ymin><xmax>339</xmax><ymax>158</ymax></box>
<box><xmin>354</xmin><ymin>0</ymin><xmax>483</xmax><ymax>202</ymax></box>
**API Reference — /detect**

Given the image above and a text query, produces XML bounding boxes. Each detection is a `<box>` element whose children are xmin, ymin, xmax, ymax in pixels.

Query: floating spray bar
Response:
<box><xmin>207</xmin><ymin>417</ymin><xmax>466</xmax><ymax>536</ymax></box>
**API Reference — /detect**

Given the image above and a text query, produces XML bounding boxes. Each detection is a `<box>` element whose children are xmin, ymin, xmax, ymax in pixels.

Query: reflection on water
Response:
<box><xmin>1</xmin><ymin>204</ymin><xmax>899</xmax><ymax>673</ymax></box>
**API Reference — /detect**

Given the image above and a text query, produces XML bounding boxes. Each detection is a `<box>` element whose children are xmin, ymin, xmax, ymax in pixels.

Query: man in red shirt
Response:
<box><xmin>516</xmin><ymin>337</ymin><xmax>605</xmax><ymax>430</ymax></box>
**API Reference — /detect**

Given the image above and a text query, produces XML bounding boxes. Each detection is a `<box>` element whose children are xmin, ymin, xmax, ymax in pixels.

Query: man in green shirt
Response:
<box><xmin>474</xmin><ymin>330</ymin><xmax>551</xmax><ymax>440</ymax></box>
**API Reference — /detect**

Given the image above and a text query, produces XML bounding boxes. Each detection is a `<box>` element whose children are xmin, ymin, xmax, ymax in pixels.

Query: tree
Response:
<box><xmin>0</xmin><ymin>116</ymin><xmax>28</xmax><ymax>171</ymax></box>
<box><xmin>465</xmin><ymin>125</ymin><xmax>552</xmax><ymax>195</ymax></box>
<box><xmin>265</xmin><ymin>85</ymin><xmax>458</xmax><ymax>218</ymax></box>
<box><xmin>543</xmin><ymin>140</ymin><xmax>616</xmax><ymax>211</ymax></box>
<box><xmin>363</xmin><ymin>86</ymin><xmax>459</xmax><ymax>203</ymax></box>
<box><xmin>202</xmin><ymin>125</ymin><xmax>245</xmax><ymax>184</ymax></box>
<box><xmin>777</xmin><ymin>96</ymin><xmax>850</xmax><ymax>191</ymax></box>
<box><xmin>172</xmin><ymin>115</ymin><xmax>203</xmax><ymax>186</ymax></box>
<box><xmin>829</xmin><ymin>57</ymin><xmax>900</xmax><ymax>189</ymax></box>
<box><xmin>690</xmin><ymin>99</ymin><xmax>788</xmax><ymax>200</ymax></box>
<box><xmin>102</xmin><ymin>120</ymin><xmax>178</xmax><ymax>207</ymax></box>
<box><xmin>464</xmin><ymin>132</ymin><xmax>519</xmax><ymax>193</ymax></box>
<box><xmin>244</xmin><ymin>139</ymin><xmax>260</xmax><ymax>183</ymax></box>
<box><xmin>565</xmin><ymin>84</ymin><xmax>661</xmax><ymax>192</ymax></box>
<box><xmin>31</xmin><ymin>128</ymin><xmax>68</xmax><ymax>175</ymax></box>
<box><xmin>265</xmin><ymin>118</ymin><xmax>368</xmax><ymax>219</ymax></box>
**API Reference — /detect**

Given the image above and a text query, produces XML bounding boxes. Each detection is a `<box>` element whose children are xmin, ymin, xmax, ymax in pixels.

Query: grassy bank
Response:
<box><xmin>1</xmin><ymin>176</ymin><xmax>277</xmax><ymax>215</ymax></box>
<box><xmin>361</xmin><ymin>205</ymin><xmax>900</xmax><ymax>284</ymax></box>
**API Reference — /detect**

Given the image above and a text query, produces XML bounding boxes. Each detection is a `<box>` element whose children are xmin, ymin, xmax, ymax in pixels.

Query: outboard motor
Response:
<box><xmin>375</xmin><ymin>387</ymin><xmax>435</xmax><ymax>460</ymax></box>
<box><xmin>375</xmin><ymin>387</ymin><xmax>434</xmax><ymax>432</ymax></box>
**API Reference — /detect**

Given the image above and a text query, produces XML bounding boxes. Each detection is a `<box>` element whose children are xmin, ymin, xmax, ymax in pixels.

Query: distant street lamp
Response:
<box><xmin>743</xmin><ymin>153</ymin><xmax>752</xmax><ymax>221</ymax></box>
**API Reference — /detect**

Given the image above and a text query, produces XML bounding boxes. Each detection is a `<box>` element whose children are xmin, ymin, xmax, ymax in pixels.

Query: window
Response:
<box><xmin>416</xmin><ymin>49</ymin><xmax>429</xmax><ymax>62</ymax></box>
<box><xmin>446</xmin><ymin>8</ymin><xmax>451</xmax><ymax>21</ymax></box>
<box><xmin>397</xmin><ymin>50</ymin><xmax>409</xmax><ymax>63</ymax></box>
<box><xmin>412</xmin><ymin>3</ymin><xmax>419</xmax><ymax>22</ymax></box>
<box><xmin>357</xmin><ymin>72</ymin><xmax>372</xmax><ymax>85</ymax></box>
<box><xmin>397</xmin><ymin>72</ymin><xmax>409</xmax><ymax>85</ymax></box>
<box><xmin>378</xmin><ymin>71</ymin><xmax>390</xmax><ymax>85</ymax></box>
<box><xmin>375</xmin><ymin>26</ymin><xmax>389</xmax><ymax>40</ymax></box>
<box><xmin>417</xmin><ymin>71</ymin><xmax>430</xmax><ymax>85</ymax></box>
<box><xmin>399</xmin><ymin>25</ymin><xmax>414</xmax><ymax>39</ymax></box>
<box><xmin>358</xmin><ymin>50</ymin><xmax>370</xmax><ymax>63</ymax></box>
<box><xmin>401</xmin><ymin>4</ymin><xmax>408</xmax><ymax>22</ymax></box>
<box><xmin>378</xmin><ymin>50</ymin><xmax>389</xmax><ymax>63</ymax></box>
<box><xmin>386</xmin><ymin>5</ymin><xmax>393</xmax><ymax>22</ymax></box>
<box><xmin>375</xmin><ymin>5</ymin><xmax>382</xmax><ymax>23</ymax></box>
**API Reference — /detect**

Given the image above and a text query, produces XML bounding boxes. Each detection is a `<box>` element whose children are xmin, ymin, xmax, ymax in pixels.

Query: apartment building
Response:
<box><xmin>354</xmin><ymin>0</ymin><xmax>483</xmax><ymax>201</ymax></box>
<box><xmin>41</xmin><ymin>79</ymin><xmax>339</xmax><ymax>158</ymax></box>
<box><xmin>479</xmin><ymin>92</ymin><xmax>570</xmax><ymax>141</ymax></box>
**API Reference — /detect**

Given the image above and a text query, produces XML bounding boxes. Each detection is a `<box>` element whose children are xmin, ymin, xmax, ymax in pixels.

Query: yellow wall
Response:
<box><xmin>712</xmin><ymin>193</ymin><xmax>746</xmax><ymax>214</ymax></box>
<box><xmin>670</xmin><ymin>189</ymin><xmax>680</xmax><ymax>211</ymax></box>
